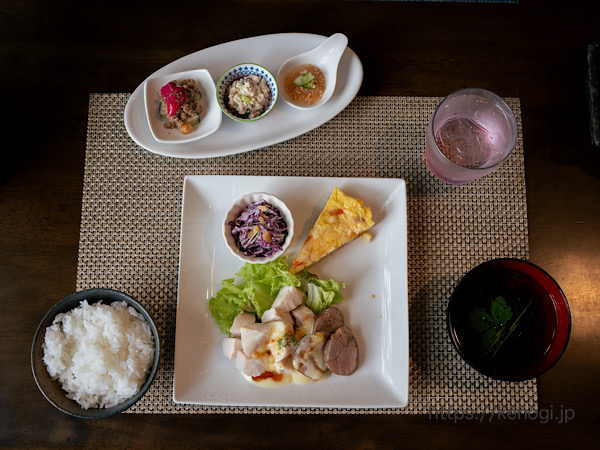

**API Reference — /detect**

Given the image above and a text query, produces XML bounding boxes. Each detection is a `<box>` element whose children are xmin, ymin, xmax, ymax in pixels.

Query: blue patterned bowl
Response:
<box><xmin>216</xmin><ymin>63</ymin><xmax>278</xmax><ymax>122</ymax></box>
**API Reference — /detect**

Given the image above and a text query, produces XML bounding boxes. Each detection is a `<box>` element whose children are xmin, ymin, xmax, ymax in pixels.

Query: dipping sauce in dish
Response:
<box><xmin>283</xmin><ymin>64</ymin><xmax>326</xmax><ymax>106</ymax></box>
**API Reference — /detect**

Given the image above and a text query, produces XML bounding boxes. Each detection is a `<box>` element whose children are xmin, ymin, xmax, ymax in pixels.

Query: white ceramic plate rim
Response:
<box><xmin>124</xmin><ymin>33</ymin><xmax>363</xmax><ymax>158</ymax></box>
<box><xmin>173</xmin><ymin>175</ymin><xmax>409</xmax><ymax>408</ymax></box>
<box><xmin>143</xmin><ymin>69</ymin><xmax>221</xmax><ymax>143</ymax></box>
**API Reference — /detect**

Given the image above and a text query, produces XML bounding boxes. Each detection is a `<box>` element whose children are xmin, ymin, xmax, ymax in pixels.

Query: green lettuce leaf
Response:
<box><xmin>296</xmin><ymin>270</ymin><xmax>346</xmax><ymax>314</ymax></box>
<box><xmin>207</xmin><ymin>257</ymin><xmax>345</xmax><ymax>335</ymax></box>
<box><xmin>208</xmin><ymin>278</ymin><xmax>248</xmax><ymax>335</ymax></box>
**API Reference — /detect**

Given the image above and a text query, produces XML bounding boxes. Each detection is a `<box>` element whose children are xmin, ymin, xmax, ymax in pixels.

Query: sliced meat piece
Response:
<box><xmin>293</xmin><ymin>333</ymin><xmax>328</xmax><ymax>380</ymax></box>
<box><xmin>272</xmin><ymin>286</ymin><xmax>304</xmax><ymax>312</ymax></box>
<box><xmin>290</xmin><ymin>305</ymin><xmax>315</xmax><ymax>336</ymax></box>
<box><xmin>230</xmin><ymin>312</ymin><xmax>256</xmax><ymax>338</ymax></box>
<box><xmin>313</xmin><ymin>306</ymin><xmax>344</xmax><ymax>338</ymax></box>
<box><xmin>235</xmin><ymin>351</ymin><xmax>266</xmax><ymax>377</ymax></box>
<box><xmin>221</xmin><ymin>337</ymin><xmax>243</xmax><ymax>360</ymax></box>
<box><xmin>261</xmin><ymin>307</ymin><xmax>293</xmax><ymax>325</ymax></box>
<box><xmin>323</xmin><ymin>326</ymin><xmax>359</xmax><ymax>376</ymax></box>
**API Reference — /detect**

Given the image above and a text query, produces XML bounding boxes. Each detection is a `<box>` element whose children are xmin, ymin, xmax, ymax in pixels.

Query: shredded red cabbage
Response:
<box><xmin>229</xmin><ymin>200</ymin><xmax>288</xmax><ymax>257</ymax></box>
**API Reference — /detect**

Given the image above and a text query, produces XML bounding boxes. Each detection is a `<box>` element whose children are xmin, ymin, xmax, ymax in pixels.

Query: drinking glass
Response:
<box><xmin>425</xmin><ymin>88</ymin><xmax>518</xmax><ymax>185</ymax></box>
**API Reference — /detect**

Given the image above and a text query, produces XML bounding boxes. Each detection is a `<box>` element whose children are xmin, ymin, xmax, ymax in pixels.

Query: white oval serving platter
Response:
<box><xmin>124</xmin><ymin>33</ymin><xmax>363</xmax><ymax>159</ymax></box>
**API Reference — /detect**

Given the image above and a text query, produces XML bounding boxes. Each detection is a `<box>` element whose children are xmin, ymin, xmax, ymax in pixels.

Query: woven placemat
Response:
<box><xmin>78</xmin><ymin>94</ymin><xmax>536</xmax><ymax>414</ymax></box>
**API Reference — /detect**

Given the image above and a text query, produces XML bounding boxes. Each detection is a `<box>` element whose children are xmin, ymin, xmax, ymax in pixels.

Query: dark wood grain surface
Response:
<box><xmin>2</xmin><ymin>0</ymin><xmax>599</xmax><ymax>447</ymax></box>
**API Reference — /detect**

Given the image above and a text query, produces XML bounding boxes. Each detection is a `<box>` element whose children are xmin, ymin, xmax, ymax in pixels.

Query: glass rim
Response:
<box><xmin>430</xmin><ymin>88</ymin><xmax>518</xmax><ymax>172</ymax></box>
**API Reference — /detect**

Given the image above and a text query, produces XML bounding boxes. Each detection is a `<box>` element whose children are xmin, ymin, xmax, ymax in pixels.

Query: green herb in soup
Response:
<box><xmin>469</xmin><ymin>295</ymin><xmax>532</xmax><ymax>356</ymax></box>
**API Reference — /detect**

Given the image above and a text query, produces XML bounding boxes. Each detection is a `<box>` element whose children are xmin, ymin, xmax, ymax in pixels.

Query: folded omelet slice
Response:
<box><xmin>290</xmin><ymin>187</ymin><xmax>375</xmax><ymax>274</ymax></box>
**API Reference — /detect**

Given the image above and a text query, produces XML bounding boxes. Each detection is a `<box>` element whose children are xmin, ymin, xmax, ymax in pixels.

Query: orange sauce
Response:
<box><xmin>283</xmin><ymin>64</ymin><xmax>326</xmax><ymax>106</ymax></box>
<box><xmin>252</xmin><ymin>371</ymin><xmax>284</xmax><ymax>382</ymax></box>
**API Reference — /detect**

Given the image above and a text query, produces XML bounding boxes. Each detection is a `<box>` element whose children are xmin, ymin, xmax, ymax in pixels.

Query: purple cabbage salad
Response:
<box><xmin>229</xmin><ymin>200</ymin><xmax>288</xmax><ymax>257</ymax></box>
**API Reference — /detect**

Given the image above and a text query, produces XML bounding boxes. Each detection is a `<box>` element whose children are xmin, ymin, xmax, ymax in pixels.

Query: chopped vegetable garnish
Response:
<box><xmin>292</xmin><ymin>72</ymin><xmax>316</xmax><ymax>89</ymax></box>
<box><xmin>277</xmin><ymin>333</ymin><xmax>297</xmax><ymax>349</ymax></box>
<box><xmin>240</xmin><ymin>94</ymin><xmax>253</xmax><ymax>105</ymax></box>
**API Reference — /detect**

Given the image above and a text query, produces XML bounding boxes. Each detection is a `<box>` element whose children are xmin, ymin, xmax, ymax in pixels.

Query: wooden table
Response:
<box><xmin>2</xmin><ymin>0</ymin><xmax>598</xmax><ymax>446</ymax></box>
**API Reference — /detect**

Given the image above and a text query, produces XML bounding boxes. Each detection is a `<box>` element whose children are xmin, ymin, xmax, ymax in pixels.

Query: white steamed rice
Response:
<box><xmin>42</xmin><ymin>300</ymin><xmax>155</xmax><ymax>410</ymax></box>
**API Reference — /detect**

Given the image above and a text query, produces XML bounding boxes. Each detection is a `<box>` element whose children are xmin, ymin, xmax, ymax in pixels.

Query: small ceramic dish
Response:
<box><xmin>216</xmin><ymin>63</ymin><xmax>278</xmax><ymax>122</ymax></box>
<box><xmin>277</xmin><ymin>33</ymin><xmax>348</xmax><ymax>110</ymax></box>
<box><xmin>31</xmin><ymin>288</ymin><xmax>161</xmax><ymax>418</ymax></box>
<box><xmin>223</xmin><ymin>192</ymin><xmax>294</xmax><ymax>264</ymax></box>
<box><xmin>447</xmin><ymin>258</ymin><xmax>570</xmax><ymax>381</ymax></box>
<box><xmin>144</xmin><ymin>69</ymin><xmax>222</xmax><ymax>143</ymax></box>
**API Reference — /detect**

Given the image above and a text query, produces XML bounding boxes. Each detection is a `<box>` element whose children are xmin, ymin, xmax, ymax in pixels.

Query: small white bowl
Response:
<box><xmin>216</xmin><ymin>63</ymin><xmax>278</xmax><ymax>122</ymax></box>
<box><xmin>223</xmin><ymin>192</ymin><xmax>294</xmax><ymax>264</ymax></box>
<box><xmin>144</xmin><ymin>69</ymin><xmax>222</xmax><ymax>143</ymax></box>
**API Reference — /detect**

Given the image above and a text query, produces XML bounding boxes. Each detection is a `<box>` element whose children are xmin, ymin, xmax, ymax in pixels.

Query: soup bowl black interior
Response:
<box><xmin>447</xmin><ymin>259</ymin><xmax>570</xmax><ymax>381</ymax></box>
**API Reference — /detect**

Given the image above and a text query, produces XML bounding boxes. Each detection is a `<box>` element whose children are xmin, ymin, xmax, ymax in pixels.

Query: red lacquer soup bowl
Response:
<box><xmin>447</xmin><ymin>259</ymin><xmax>571</xmax><ymax>381</ymax></box>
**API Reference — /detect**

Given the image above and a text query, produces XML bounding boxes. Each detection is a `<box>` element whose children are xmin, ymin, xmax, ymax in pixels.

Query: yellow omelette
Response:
<box><xmin>290</xmin><ymin>187</ymin><xmax>375</xmax><ymax>274</ymax></box>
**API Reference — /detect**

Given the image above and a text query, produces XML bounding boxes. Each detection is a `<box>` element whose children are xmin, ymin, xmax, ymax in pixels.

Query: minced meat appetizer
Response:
<box><xmin>159</xmin><ymin>79</ymin><xmax>203</xmax><ymax>134</ymax></box>
<box><xmin>226</xmin><ymin>75</ymin><xmax>271</xmax><ymax>119</ymax></box>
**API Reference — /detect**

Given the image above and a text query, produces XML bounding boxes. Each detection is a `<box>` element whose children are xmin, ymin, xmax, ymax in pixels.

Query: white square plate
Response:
<box><xmin>173</xmin><ymin>175</ymin><xmax>409</xmax><ymax>408</ymax></box>
<box><xmin>143</xmin><ymin>69</ymin><xmax>222</xmax><ymax>144</ymax></box>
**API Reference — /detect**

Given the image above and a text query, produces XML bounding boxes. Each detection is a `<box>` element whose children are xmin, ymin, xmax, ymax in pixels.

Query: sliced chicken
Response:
<box><xmin>261</xmin><ymin>307</ymin><xmax>293</xmax><ymax>325</ymax></box>
<box><xmin>240</xmin><ymin>321</ymin><xmax>294</xmax><ymax>362</ymax></box>
<box><xmin>221</xmin><ymin>337</ymin><xmax>243</xmax><ymax>360</ymax></box>
<box><xmin>272</xmin><ymin>286</ymin><xmax>304</xmax><ymax>312</ymax></box>
<box><xmin>239</xmin><ymin>323</ymin><xmax>272</xmax><ymax>356</ymax></box>
<box><xmin>230</xmin><ymin>312</ymin><xmax>256</xmax><ymax>338</ymax></box>
<box><xmin>235</xmin><ymin>351</ymin><xmax>266</xmax><ymax>377</ymax></box>
<box><xmin>290</xmin><ymin>305</ymin><xmax>315</xmax><ymax>336</ymax></box>
<box><xmin>293</xmin><ymin>333</ymin><xmax>328</xmax><ymax>380</ymax></box>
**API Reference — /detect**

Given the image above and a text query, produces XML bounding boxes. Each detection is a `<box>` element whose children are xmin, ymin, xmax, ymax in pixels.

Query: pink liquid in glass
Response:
<box><xmin>435</xmin><ymin>118</ymin><xmax>493</xmax><ymax>169</ymax></box>
<box><xmin>425</xmin><ymin>88</ymin><xmax>517</xmax><ymax>185</ymax></box>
